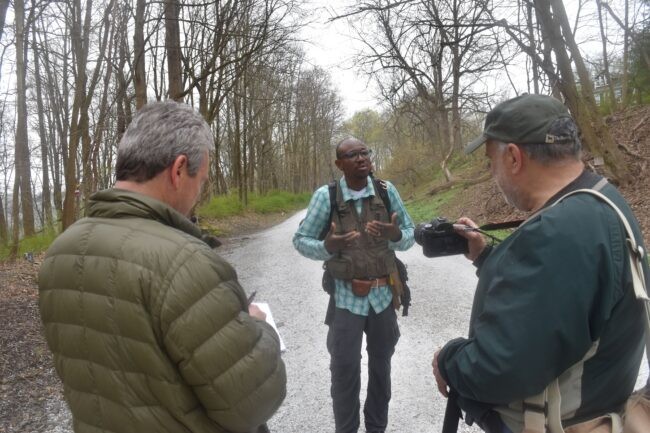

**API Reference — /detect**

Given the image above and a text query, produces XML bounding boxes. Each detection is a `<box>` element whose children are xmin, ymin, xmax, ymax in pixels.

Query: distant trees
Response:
<box><xmin>0</xmin><ymin>0</ymin><xmax>344</xmax><ymax>251</ymax></box>
<box><xmin>1</xmin><ymin>0</ymin><xmax>648</xmax><ymax>253</ymax></box>
<box><xmin>346</xmin><ymin>0</ymin><xmax>504</xmax><ymax>181</ymax></box>
<box><xmin>341</xmin><ymin>0</ymin><xmax>648</xmax><ymax>185</ymax></box>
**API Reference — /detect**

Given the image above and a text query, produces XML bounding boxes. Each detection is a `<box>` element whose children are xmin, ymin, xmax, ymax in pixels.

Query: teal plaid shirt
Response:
<box><xmin>293</xmin><ymin>177</ymin><xmax>415</xmax><ymax>316</ymax></box>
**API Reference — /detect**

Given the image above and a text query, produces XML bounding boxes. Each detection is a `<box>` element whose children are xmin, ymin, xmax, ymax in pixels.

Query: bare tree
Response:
<box><xmin>62</xmin><ymin>0</ymin><xmax>115</xmax><ymax>229</ymax></box>
<box><xmin>596</xmin><ymin>0</ymin><xmax>618</xmax><ymax>111</ymax></box>
<box><xmin>3</xmin><ymin>0</ymin><xmax>347</xmax><ymax>243</ymax></box>
<box><xmin>32</xmin><ymin>21</ymin><xmax>53</xmax><ymax>227</ymax></box>
<box><xmin>0</xmin><ymin>193</ymin><xmax>7</xmax><ymax>245</ymax></box>
<box><xmin>0</xmin><ymin>0</ymin><xmax>9</xmax><ymax>42</ymax></box>
<box><xmin>601</xmin><ymin>0</ymin><xmax>650</xmax><ymax>107</ymax></box>
<box><xmin>14</xmin><ymin>0</ymin><xmax>36</xmax><ymax>237</ymax></box>
<box><xmin>134</xmin><ymin>0</ymin><xmax>148</xmax><ymax>108</ymax></box>
<box><xmin>37</xmin><ymin>21</ymin><xmax>67</xmax><ymax>219</ymax></box>
<box><xmin>536</xmin><ymin>0</ymin><xmax>630</xmax><ymax>183</ymax></box>
<box><xmin>165</xmin><ymin>0</ymin><xmax>183</xmax><ymax>100</ymax></box>
<box><xmin>345</xmin><ymin>0</ymin><xmax>505</xmax><ymax>181</ymax></box>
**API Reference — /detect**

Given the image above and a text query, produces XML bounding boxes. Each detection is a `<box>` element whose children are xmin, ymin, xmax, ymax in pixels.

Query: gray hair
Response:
<box><xmin>514</xmin><ymin>118</ymin><xmax>582</xmax><ymax>164</ymax></box>
<box><xmin>116</xmin><ymin>101</ymin><xmax>213</xmax><ymax>182</ymax></box>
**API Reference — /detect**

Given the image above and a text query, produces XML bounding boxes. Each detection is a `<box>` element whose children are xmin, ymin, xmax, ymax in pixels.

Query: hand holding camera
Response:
<box><xmin>453</xmin><ymin>217</ymin><xmax>487</xmax><ymax>261</ymax></box>
<box><xmin>415</xmin><ymin>216</ymin><xmax>487</xmax><ymax>260</ymax></box>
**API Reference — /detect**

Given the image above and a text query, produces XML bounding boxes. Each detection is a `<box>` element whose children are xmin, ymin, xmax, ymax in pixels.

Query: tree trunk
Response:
<box><xmin>0</xmin><ymin>0</ymin><xmax>9</xmax><ymax>41</ymax></box>
<box><xmin>621</xmin><ymin>0</ymin><xmax>630</xmax><ymax>108</ymax></box>
<box><xmin>11</xmin><ymin>180</ymin><xmax>20</xmax><ymax>257</ymax></box>
<box><xmin>526</xmin><ymin>0</ymin><xmax>540</xmax><ymax>94</ymax></box>
<box><xmin>63</xmin><ymin>0</ymin><xmax>114</xmax><ymax>227</ymax></box>
<box><xmin>0</xmin><ymin>194</ymin><xmax>7</xmax><ymax>245</ymax></box>
<box><xmin>440</xmin><ymin>142</ymin><xmax>454</xmax><ymax>183</ymax></box>
<box><xmin>38</xmin><ymin>27</ymin><xmax>65</xmax><ymax>219</ymax></box>
<box><xmin>32</xmin><ymin>24</ymin><xmax>53</xmax><ymax>228</ymax></box>
<box><xmin>537</xmin><ymin>0</ymin><xmax>630</xmax><ymax>184</ymax></box>
<box><xmin>596</xmin><ymin>0</ymin><xmax>617</xmax><ymax>112</ymax></box>
<box><xmin>14</xmin><ymin>0</ymin><xmax>36</xmax><ymax>236</ymax></box>
<box><xmin>134</xmin><ymin>0</ymin><xmax>147</xmax><ymax>108</ymax></box>
<box><xmin>450</xmin><ymin>3</ymin><xmax>462</xmax><ymax>154</ymax></box>
<box><xmin>601</xmin><ymin>2</ymin><xmax>650</xmax><ymax>72</ymax></box>
<box><xmin>62</xmin><ymin>0</ymin><xmax>92</xmax><ymax>229</ymax></box>
<box><xmin>165</xmin><ymin>0</ymin><xmax>183</xmax><ymax>100</ymax></box>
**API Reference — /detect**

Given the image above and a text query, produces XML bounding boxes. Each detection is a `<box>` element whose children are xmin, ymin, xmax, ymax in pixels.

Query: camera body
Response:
<box><xmin>415</xmin><ymin>217</ymin><xmax>469</xmax><ymax>257</ymax></box>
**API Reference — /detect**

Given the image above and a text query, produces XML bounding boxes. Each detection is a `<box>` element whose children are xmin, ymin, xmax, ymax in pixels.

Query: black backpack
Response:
<box><xmin>319</xmin><ymin>176</ymin><xmax>411</xmax><ymax>316</ymax></box>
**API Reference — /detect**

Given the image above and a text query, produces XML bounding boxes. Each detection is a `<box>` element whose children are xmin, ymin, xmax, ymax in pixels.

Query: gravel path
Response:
<box><xmin>38</xmin><ymin>209</ymin><xmax>649</xmax><ymax>433</ymax></box>
<box><xmin>221</xmin><ymin>210</ymin><xmax>482</xmax><ymax>433</ymax></box>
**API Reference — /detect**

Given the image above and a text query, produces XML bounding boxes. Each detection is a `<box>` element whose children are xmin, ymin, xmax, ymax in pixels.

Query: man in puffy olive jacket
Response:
<box><xmin>38</xmin><ymin>101</ymin><xmax>286</xmax><ymax>433</ymax></box>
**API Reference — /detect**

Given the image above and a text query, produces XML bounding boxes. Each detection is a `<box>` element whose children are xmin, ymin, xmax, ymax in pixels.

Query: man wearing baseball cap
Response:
<box><xmin>432</xmin><ymin>94</ymin><xmax>649</xmax><ymax>433</ymax></box>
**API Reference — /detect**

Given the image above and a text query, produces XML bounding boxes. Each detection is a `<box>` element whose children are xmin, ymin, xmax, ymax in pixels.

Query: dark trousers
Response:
<box><xmin>326</xmin><ymin>307</ymin><xmax>400</xmax><ymax>433</ymax></box>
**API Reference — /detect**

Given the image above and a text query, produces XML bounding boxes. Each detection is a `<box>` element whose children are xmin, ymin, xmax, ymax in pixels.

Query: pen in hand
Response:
<box><xmin>247</xmin><ymin>291</ymin><xmax>257</xmax><ymax>306</ymax></box>
<box><xmin>247</xmin><ymin>291</ymin><xmax>266</xmax><ymax>321</ymax></box>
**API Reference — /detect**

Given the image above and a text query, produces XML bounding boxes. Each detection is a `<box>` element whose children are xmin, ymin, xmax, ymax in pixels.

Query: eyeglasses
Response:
<box><xmin>338</xmin><ymin>149</ymin><xmax>373</xmax><ymax>160</ymax></box>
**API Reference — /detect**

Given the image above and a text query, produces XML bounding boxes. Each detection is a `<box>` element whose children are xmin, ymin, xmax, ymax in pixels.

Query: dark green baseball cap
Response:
<box><xmin>465</xmin><ymin>94</ymin><xmax>573</xmax><ymax>154</ymax></box>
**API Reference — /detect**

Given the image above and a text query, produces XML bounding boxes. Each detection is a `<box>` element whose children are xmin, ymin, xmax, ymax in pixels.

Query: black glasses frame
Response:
<box><xmin>338</xmin><ymin>149</ymin><xmax>373</xmax><ymax>160</ymax></box>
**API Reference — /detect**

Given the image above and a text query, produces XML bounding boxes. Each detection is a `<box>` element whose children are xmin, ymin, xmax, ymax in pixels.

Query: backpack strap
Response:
<box><xmin>371</xmin><ymin>175</ymin><xmax>392</xmax><ymax>215</ymax></box>
<box><xmin>523</xmin><ymin>187</ymin><xmax>648</xmax><ymax>433</ymax></box>
<box><xmin>318</xmin><ymin>181</ymin><xmax>338</xmax><ymax>241</ymax></box>
<box><xmin>320</xmin><ymin>176</ymin><xmax>392</xmax><ymax>240</ymax></box>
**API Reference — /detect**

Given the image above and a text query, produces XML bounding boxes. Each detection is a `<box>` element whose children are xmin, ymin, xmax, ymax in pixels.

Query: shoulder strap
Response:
<box><xmin>523</xmin><ymin>188</ymin><xmax>648</xmax><ymax>433</ymax></box>
<box><xmin>371</xmin><ymin>176</ymin><xmax>392</xmax><ymax>215</ymax></box>
<box><xmin>322</xmin><ymin>176</ymin><xmax>393</xmax><ymax>238</ymax></box>
<box><xmin>559</xmin><ymin>189</ymin><xmax>647</xmax><ymax>302</ymax></box>
<box><xmin>318</xmin><ymin>181</ymin><xmax>338</xmax><ymax>241</ymax></box>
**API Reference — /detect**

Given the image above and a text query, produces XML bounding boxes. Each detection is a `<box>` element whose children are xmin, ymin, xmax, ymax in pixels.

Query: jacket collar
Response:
<box><xmin>87</xmin><ymin>188</ymin><xmax>202</xmax><ymax>239</ymax></box>
<box><xmin>339</xmin><ymin>176</ymin><xmax>376</xmax><ymax>202</ymax></box>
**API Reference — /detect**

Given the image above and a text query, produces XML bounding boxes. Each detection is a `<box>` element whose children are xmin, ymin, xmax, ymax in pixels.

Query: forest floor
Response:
<box><xmin>1</xmin><ymin>105</ymin><xmax>649</xmax><ymax>432</ymax></box>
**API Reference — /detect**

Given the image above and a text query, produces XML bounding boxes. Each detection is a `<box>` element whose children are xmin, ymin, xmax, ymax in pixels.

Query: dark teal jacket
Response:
<box><xmin>39</xmin><ymin>189</ymin><xmax>286</xmax><ymax>433</ymax></box>
<box><xmin>439</xmin><ymin>172</ymin><xmax>648</xmax><ymax>431</ymax></box>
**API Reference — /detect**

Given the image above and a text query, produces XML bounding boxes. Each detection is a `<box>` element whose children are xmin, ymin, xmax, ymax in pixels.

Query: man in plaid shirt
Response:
<box><xmin>293</xmin><ymin>137</ymin><xmax>414</xmax><ymax>433</ymax></box>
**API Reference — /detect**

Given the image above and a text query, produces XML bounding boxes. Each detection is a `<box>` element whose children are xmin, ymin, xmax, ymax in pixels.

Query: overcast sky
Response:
<box><xmin>297</xmin><ymin>0</ymin><xmax>614</xmax><ymax>118</ymax></box>
<box><xmin>298</xmin><ymin>0</ymin><xmax>382</xmax><ymax>118</ymax></box>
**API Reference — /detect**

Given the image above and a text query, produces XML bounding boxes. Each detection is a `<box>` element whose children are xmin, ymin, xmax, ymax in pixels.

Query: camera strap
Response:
<box><xmin>478</xmin><ymin>220</ymin><xmax>524</xmax><ymax>231</ymax></box>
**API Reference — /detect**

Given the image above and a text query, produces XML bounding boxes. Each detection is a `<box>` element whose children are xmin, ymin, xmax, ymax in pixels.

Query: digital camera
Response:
<box><xmin>414</xmin><ymin>217</ymin><xmax>469</xmax><ymax>257</ymax></box>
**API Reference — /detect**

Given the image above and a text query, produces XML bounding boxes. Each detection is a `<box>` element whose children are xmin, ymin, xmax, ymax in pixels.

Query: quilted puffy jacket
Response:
<box><xmin>38</xmin><ymin>189</ymin><xmax>286</xmax><ymax>433</ymax></box>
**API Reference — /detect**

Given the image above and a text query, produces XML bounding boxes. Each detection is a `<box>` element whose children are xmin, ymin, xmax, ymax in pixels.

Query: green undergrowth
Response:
<box><xmin>197</xmin><ymin>194</ymin><xmax>246</xmax><ymax>218</ymax></box>
<box><xmin>396</xmin><ymin>151</ymin><xmax>518</xmax><ymax>245</ymax></box>
<box><xmin>249</xmin><ymin>191</ymin><xmax>313</xmax><ymax>214</ymax></box>
<box><xmin>0</xmin><ymin>191</ymin><xmax>311</xmax><ymax>262</ymax></box>
<box><xmin>196</xmin><ymin>190</ymin><xmax>312</xmax><ymax>236</ymax></box>
<box><xmin>405</xmin><ymin>188</ymin><xmax>458</xmax><ymax>224</ymax></box>
<box><xmin>198</xmin><ymin>190</ymin><xmax>311</xmax><ymax>218</ymax></box>
<box><xmin>0</xmin><ymin>227</ymin><xmax>59</xmax><ymax>261</ymax></box>
<box><xmin>399</xmin><ymin>151</ymin><xmax>483</xmax><ymax>225</ymax></box>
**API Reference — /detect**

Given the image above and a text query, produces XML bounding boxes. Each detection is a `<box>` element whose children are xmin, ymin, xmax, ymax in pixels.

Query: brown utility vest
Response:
<box><xmin>325</xmin><ymin>181</ymin><xmax>397</xmax><ymax>280</ymax></box>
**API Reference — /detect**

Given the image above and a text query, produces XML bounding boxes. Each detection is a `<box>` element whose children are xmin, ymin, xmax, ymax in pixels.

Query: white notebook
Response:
<box><xmin>252</xmin><ymin>302</ymin><xmax>286</xmax><ymax>352</ymax></box>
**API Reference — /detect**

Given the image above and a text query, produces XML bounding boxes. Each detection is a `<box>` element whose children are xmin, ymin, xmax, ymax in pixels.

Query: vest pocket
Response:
<box><xmin>326</xmin><ymin>259</ymin><xmax>351</xmax><ymax>279</ymax></box>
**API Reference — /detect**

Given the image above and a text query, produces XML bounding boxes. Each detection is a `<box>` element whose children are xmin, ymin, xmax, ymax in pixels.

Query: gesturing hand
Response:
<box><xmin>324</xmin><ymin>222</ymin><xmax>361</xmax><ymax>253</ymax></box>
<box><xmin>365</xmin><ymin>212</ymin><xmax>402</xmax><ymax>242</ymax></box>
